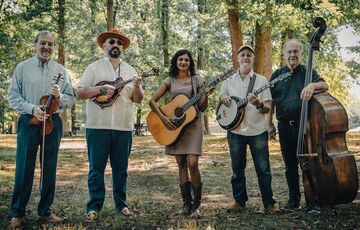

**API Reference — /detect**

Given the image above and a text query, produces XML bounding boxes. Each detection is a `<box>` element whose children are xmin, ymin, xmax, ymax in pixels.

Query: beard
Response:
<box><xmin>108</xmin><ymin>47</ymin><xmax>121</xmax><ymax>58</ymax></box>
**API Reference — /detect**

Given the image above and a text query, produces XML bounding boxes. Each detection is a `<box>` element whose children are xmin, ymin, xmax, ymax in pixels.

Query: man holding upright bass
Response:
<box><xmin>218</xmin><ymin>45</ymin><xmax>279</xmax><ymax>214</ymax></box>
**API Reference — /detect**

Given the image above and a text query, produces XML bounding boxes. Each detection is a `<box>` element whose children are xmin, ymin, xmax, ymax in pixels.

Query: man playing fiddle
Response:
<box><xmin>8</xmin><ymin>30</ymin><xmax>75</xmax><ymax>229</ymax></box>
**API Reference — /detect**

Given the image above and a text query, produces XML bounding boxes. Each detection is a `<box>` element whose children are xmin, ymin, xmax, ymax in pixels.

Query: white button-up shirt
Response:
<box><xmin>219</xmin><ymin>70</ymin><xmax>272</xmax><ymax>136</ymax></box>
<box><xmin>78</xmin><ymin>57</ymin><xmax>142</xmax><ymax>131</ymax></box>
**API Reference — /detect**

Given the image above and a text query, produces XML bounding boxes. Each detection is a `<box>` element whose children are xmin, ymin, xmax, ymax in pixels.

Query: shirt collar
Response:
<box><xmin>34</xmin><ymin>55</ymin><xmax>50</xmax><ymax>68</ymax></box>
<box><xmin>237</xmin><ymin>69</ymin><xmax>254</xmax><ymax>78</ymax></box>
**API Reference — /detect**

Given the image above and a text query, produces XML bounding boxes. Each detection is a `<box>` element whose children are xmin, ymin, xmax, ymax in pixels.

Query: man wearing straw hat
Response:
<box><xmin>77</xmin><ymin>28</ymin><xmax>143</xmax><ymax>221</ymax></box>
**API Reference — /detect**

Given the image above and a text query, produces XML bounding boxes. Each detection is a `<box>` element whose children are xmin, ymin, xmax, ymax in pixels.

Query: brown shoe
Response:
<box><xmin>9</xmin><ymin>217</ymin><xmax>23</xmax><ymax>230</ymax></box>
<box><xmin>265</xmin><ymin>203</ymin><xmax>280</xmax><ymax>214</ymax></box>
<box><xmin>228</xmin><ymin>202</ymin><xmax>245</xmax><ymax>212</ymax></box>
<box><xmin>40</xmin><ymin>213</ymin><xmax>63</xmax><ymax>222</ymax></box>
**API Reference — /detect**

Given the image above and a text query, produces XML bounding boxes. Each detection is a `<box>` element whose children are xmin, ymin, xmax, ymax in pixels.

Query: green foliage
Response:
<box><xmin>0</xmin><ymin>0</ymin><xmax>359</xmax><ymax>132</ymax></box>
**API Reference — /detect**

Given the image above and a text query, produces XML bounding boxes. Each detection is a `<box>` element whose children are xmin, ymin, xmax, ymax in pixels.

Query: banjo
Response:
<box><xmin>216</xmin><ymin>72</ymin><xmax>292</xmax><ymax>130</ymax></box>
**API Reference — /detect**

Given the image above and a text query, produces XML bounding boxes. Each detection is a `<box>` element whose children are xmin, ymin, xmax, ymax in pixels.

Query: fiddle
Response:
<box><xmin>29</xmin><ymin>73</ymin><xmax>63</xmax><ymax>135</ymax></box>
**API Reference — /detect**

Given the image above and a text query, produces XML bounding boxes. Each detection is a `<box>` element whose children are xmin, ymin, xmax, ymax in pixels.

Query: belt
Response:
<box><xmin>279</xmin><ymin>119</ymin><xmax>299</xmax><ymax>126</ymax></box>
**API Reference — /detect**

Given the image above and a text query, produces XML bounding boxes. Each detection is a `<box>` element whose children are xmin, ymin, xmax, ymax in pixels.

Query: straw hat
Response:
<box><xmin>97</xmin><ymin>28</ymin><xmax>130</xmax><ymax>50</ymax></box>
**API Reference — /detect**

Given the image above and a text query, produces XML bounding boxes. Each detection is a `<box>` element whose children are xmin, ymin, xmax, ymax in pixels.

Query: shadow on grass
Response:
<box><xmin>0</xmin><ymin>134</ymin><xmax>359</xmax><ymax>229</ymax></box>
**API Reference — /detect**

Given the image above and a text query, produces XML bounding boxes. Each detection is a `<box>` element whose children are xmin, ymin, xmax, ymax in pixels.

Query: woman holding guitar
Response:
<box><xmin>219</xmin><ymin>45</ymin><xmax>278</xmax><ymax>214</ymax></box>
<box><xmin>149</xmin><ymin>49</ymin><xmax>213</xmax><ymax>216</ymax></box>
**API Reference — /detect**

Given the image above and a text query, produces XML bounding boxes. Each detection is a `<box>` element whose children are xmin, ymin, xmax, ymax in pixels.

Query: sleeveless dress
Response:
<box><xmin>163</xmin><ymin>76</ymin><xmax>205</xmax><ymax>156</ymax></box>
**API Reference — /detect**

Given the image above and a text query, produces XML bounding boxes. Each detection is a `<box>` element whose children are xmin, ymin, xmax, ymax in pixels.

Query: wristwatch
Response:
<box><xmin>99</xmin><ymin>86</ymin><xmax>108</xmax><ymax>95</ymax></box>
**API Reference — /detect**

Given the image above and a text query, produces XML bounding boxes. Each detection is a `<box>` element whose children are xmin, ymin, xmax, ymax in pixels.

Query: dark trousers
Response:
<box><xmin>227</xmin><ymin>131</ymin><xmax>275</xmax><ymax>208</ymax></box>
<box><xmin>278</xmin><ymin>121</ymin><xmax>301</xmax><ymax>206</ymax></box>
<box><xmin>86</xmin><ymin>129</ymin><xmax>132</xmax><ymax>213</ymax></box>
<box><xmin>10</xmin><ymin>114</ymin><xmax>62</xmax><ymax>218</ymax></box>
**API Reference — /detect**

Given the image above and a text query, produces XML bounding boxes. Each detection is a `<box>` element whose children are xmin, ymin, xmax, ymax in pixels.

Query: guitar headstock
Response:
<box><xmin>141</xmin><ymin>67</ymin><xmax>160</xmax><ymax>78</ymax></box>
<box><xmin>52</xmin><ymin>73</ymin><xmax>64</xmax><ymax>84</ymax></box>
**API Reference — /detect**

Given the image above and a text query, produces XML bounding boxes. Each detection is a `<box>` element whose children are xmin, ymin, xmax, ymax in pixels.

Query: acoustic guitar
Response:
<box><xmin>91</xmin><ymin>67</ymin><xmax>159</xmax><ymax>109</ymax></box>
<box><xmin>147</xmin><ymin>67</ymin><xmax>236</xmax><ymax>146</ymax></box>
<box><xmin>216</xmin><ymin>72</ymin><xmax>292</xmax><ymax>130</ymax></box>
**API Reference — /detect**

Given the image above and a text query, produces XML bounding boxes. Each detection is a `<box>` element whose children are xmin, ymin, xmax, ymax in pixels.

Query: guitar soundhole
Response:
<box><xmin>174</xmin><ymin>107</ymin><xmax>184</xmax><ymax>118</ymax></box>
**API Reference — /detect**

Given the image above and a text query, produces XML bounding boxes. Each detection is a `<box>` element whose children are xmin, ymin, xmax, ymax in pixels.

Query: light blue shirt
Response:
<box><xmin>8</xmin><ymin>56</ymin><xmax>75</xmax><ymax>115</ymax></box>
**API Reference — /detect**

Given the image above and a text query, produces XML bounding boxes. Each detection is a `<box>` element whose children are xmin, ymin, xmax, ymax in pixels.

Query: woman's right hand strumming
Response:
<box><xmin>160</xmin><ymin>115</ymin><xmax>177</xmax><ymax>130</ymax></box>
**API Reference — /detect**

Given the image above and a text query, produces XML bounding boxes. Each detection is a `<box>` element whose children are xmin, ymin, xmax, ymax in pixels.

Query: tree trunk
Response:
<box><xmin>58</xmin><ymin>0</ymin><xmax>69</xmax><ymax>136</ymax></box>
<box><xmin>107</xmin><ymin>0</ymin><xmax>114</xmax><ymax>30</ymax></box>
<box><xmin>227</xmin><ymin>0</ymin><xmax>243</xmax><ymax>68</ymax></box>
<box><xmin>254</xmin><ymin>22</ymin><xmax>273</xmax><ymax>79</ymax></box>
<box><xmin>90</xmin><ymin>0</ymin><xmax>97</xmax><ymax>54</ymax></box>
<box><xmin>197</xmin><ymin>0</ymin><xmax>210</xmax><ymax>135</ymax></box>
<box><xmin>160</xmin><ymin>0</ymin><xmax>170</xmax><ymax>66</ymax></box>
<box><xmin>254</xmin><ymin>21</ymin><xmax>265</xmax><ymax>75</ymax></box>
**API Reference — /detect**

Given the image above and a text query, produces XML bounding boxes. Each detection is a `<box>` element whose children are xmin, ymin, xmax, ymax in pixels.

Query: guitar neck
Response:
<box><xmin>182</xmin><ymin>76</ymin><xmax>222</xmax><ymax>111</ymax></box>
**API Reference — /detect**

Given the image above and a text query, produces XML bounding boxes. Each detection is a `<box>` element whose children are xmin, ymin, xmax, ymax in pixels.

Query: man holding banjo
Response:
<box><xmin>218</xmin><ymin>45</ymin><xmax>278</xmax><ymax>214</ymax></box>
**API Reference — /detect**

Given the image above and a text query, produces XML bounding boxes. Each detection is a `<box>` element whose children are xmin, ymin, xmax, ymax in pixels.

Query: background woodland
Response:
<box><xmin>0</xmin><ymin>0</ymin><xmax>359</xmax><ymax>134</ymax></box>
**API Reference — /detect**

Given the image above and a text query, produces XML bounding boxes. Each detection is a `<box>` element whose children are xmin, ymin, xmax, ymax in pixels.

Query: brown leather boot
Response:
<box><xmin>180</xmin><ymin>181</ymin><xmax>193</xmax><ymax>215</ymax></box>
<box><xmin>191</xmin><ymin>183</ymin><xmax>202</xmax><ymax>216</ymax></box>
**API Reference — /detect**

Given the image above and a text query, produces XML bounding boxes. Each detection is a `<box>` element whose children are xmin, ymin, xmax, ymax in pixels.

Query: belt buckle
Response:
<box><xmin>289</xmin><ymin>120</ymin><xmax>296</xmax><ymax>126</ymax></box>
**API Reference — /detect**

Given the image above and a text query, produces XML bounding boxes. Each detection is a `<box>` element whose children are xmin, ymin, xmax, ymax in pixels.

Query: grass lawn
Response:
<box><xmin>0</xmin><ymin>133</ymin><xmax>359</xmax><ymax>229</ymax></box>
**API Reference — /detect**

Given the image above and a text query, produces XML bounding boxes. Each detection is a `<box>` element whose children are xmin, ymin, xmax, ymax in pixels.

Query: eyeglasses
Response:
<box><xmin>109</xmin><ymin>39</ymin><xmax>124</xmax><ymax>46</ymax></box>
<box><xmin>178</xmin><ymin>57</ymin><xmax>189</xmax><ymax>62</ymax></box>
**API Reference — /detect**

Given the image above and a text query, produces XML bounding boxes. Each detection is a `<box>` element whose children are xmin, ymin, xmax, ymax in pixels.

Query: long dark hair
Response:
<box><xmin>169</xmin><ymin>49</ymin><xmax>196</xmax><ymax>78</ymax></box>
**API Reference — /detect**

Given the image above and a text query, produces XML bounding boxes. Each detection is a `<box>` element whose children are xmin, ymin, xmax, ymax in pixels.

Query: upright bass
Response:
<box><xmin>296</xmin><ymin>17</ymin><xmax>358</xmax><ymax>208</ymax></box>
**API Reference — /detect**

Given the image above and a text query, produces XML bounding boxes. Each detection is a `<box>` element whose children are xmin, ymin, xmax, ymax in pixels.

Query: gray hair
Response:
<box><xmin>283</xmin><ymin>38</ymin><xmax>303</xmax><ymax>55</ymax></box>
<box><xmin>34</xmin><ymin>30</ymin><xmax>55</xmax><ymax>44</ymax></box>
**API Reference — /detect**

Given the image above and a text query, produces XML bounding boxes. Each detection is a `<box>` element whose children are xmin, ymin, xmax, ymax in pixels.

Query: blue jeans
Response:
<box><xmin>86</xmin><ymin>129</ymin><xmax>132</xmax><ymax>213</ymax></box>
<box><xmin>277</xmin><ymin>121</ymin><xmax>301</xmax><ymax>206</ymax></box>
<box><xmin>227</xmin><ymin>131</ymin><xmax>275</xmax><ymax>208</ymax></box>
<box><xmin>10</xmin><ymin>114</ymin><xmax>62</xmax><ymax>218</ymax></box>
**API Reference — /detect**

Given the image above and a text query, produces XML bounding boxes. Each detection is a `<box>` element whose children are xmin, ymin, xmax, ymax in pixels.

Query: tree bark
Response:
<box><xmin>160</xmin><ymin>0</ymin><xmax>170</xmax><ymax>66</ymax></box>
<box><xmin>254</xmin><ymin>9</ymin><xmax>272</xmax><ymax>80</ymax></box>
<box><xmin>58</xmin><ymin>0</ymin><xmax>69</xmax><ymax>136</ymax></box>
<box><xmin>227</xmin><ymin>0</ymin><xmax>243</xmax><ymax>68</ymax></box>
<box><xmin>197</xmin><ymin>0</ymin><xmax>210</xmax><ymax>134</ymax></box>
<box><xmin>107</xmin><ymin>0</ymin><xmax>114</xmax><ymax>30</ymax></box>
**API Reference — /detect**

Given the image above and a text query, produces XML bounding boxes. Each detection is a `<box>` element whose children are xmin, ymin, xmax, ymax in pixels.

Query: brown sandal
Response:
<box><xmin>85</xmin><ymin>210</ymin><xmax>98</xmax><ymax>221</ymax></box>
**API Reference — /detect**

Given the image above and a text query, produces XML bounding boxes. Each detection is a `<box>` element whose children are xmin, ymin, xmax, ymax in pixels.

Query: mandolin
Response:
<box><xmin>147</xmin><ymin>67</ymin><xmax>236</xmax><ymax>146</ymax></box>
<box><xmin>91</xmin><ymin>67</ymin><xmax>159</xmax><ymax>109</ymax></box>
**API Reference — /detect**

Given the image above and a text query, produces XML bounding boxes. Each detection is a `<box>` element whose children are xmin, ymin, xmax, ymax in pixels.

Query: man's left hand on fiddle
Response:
<box><xmin>51</xmin><ymin>84</ymin><xmax>61</xmax><ymax>99</ymax></box>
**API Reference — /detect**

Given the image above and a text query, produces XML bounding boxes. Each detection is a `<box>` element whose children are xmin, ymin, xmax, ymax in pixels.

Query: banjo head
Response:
<box><xmin>216</xmin><ymin>97</ymin><xmax>240</xmax><ymax>127</ymax></box>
